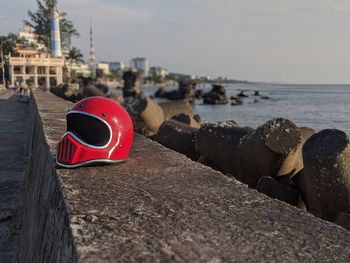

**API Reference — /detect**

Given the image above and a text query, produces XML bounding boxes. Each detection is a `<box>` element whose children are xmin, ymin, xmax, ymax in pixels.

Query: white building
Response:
<box><xmin>18</xmin><ymin>25</ymin><xmax>46</xmax><ymax>51</ymax></box>
<box><xmin>96</xmin><ymin>63</ymin><xmax>110</xmax><ymax>75</ymax></box>
<box><xmin>129</xmin><ymin>57</ymin><xmax>149</xmax><ymax>77</ymax></box>
<box><xmin>9</xmin><ymin>44</ymin><xmax>63</xmax><ymax>88</ymax></box>
<box><xmin>68</xmin><ymin>62</ymin><xmax>90</xmax><ymax>77</ymax></box>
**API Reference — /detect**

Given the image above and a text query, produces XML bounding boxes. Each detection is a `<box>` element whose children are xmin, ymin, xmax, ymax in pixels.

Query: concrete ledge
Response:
<box><xmin>23</xmin><ymin>90</ymin><xmax>350</xmax><ymax>262</ymax></box>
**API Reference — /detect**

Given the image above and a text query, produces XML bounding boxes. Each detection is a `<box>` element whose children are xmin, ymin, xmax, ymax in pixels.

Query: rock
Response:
<box><xmin>82</xmin><ymin>84</ymin><xmax>106</xmax><ymax>98</ymax></box>
<box><xmin>231</xmin><ymin>98</ymin><xmax>243</xmax><ymax>106</ymax></box>
<box><xmin>334</xmin><ymin>212</ymin><xmax>350</xmax><ymax>231</ymax></box>
<box><xmin>95</xmin><ymin>83</ymin><xmax>109</xmax><ymax>94</ymax></box>
<box><xmin>193</xmin><ymin>114</ymin><xmax>201</xmax><ymax>124</ymax></box>
<box><xmin>238</xmin><ymin>118</ymin><xmax>302</xmax><ymax>187</ymax></box>
<box><xmin>155</xmin><ymin>120</ymin><xmax>199</xmax><ymax>160</ymax></box>
<box><xmin>203</xmin><ymin>84</ymin><xmax>228</xmax><ymax>105</ymax></box>
<box><xmin>256</xmin><ymin>176</ymin><xmax>300</xmax><ymax>206</ymax></box>
<box><xmin>122</xmin><ymin>70</ymin><xmax>143</xmax><ymax>98</ymax></box>
<box><xmin>291</xmin><ymin>127</ymin><xmax>316</xmax><ymax>175</ymax></box>
<box><xmin>276</xmin><ymin>127</ymin><xmax>315</xmax><ymax>179</ymax></box>
<box><xmin>299</xmin><ymin>129</ymin><xmax>350</xmax><ymax>221</ymax></box>
<box><xmin>107</xmin><ymin>93</ymin><xmax>124</xmax><ymax>104</ymax></box>
<box><xmin>50</xmin><ymin>83</ymin><xmax>83</xmax><ymax>103</ymax></box>
<box><xmin>195</xmin><ymin>89</ymin><xmax>205</xmax><ymax>99</ymax></box>
<box><xmin>154</xmin><ymin>88</ymin><xmax>166</xmax><ymax>98</ymax></box>
<box><xmin>196</xmin><ymin>121</ymin><xmax>253</xmax><ymax>176</ymax></box>
<box><xmin>154</xmin><ymin>81</ymin><xmax>196</xmax><ymax>101</ymax></box>
<box><xmin>124</xmin><ymin>96</ymin><xmax>165</xmax><ymax>136</ymax></box>
<box><xmin>171</xmin><ymin>113</ymin><xmax>201</xmax><ymax>129</ymax></box>
<box><xmin>159</xmin><ymin>101</ymin><xmax>193</xmax><ymax>121</ymax></box>
<box><xmin>237</xmin><ymin>90</ymin><xmax>249</xmax><ymax>97</ymax></box>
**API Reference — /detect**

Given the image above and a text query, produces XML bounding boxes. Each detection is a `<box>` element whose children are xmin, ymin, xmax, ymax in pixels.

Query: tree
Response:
<box><xmin>0</xmin><ymin>33</ymin><xmax>18</xmax><ymax>56</ymax></box>
<box><xmin>67</xmin><ymin>46</ymin><xmax>84</xmax><ymax>66</ymax></box>
<box><xmin>65</xmin><ymin>46</ymin><xmax>84</xmax><ymax>80</ymax></box>
<box><xmin>24</xmin><ymin>0</ymin><xmax>79</xmax><ymax>50</ymax></box>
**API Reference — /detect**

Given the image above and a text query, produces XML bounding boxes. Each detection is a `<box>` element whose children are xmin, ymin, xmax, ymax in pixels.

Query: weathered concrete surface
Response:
<box><xmin>0</xmin><ymin>91</ymin><xmax>28</xmax><ymax>262</ymax></box>
<box><xmin>26</xmin><ymin>89</ymin><xmax>350</xmax><ymax>262</ymax></box>
<box><xmin>20</xmin><ymin>91</ymin><xmax>78</xmax><ymax>263</ymax></box>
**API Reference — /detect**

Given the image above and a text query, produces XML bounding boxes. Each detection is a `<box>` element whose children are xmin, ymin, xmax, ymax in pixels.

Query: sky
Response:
<box><xmin>1</xmin><ymin>0</ymin><xmax>350</xmax><ymax>84</ymax></box>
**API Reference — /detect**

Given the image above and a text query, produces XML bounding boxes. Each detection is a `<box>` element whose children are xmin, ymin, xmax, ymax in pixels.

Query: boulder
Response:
<box><xmin>154</xmin><ymin>81</ymin><xmax>196</xmax><ymax>101</ymax></box>
<box><xmin>334</xmin><ymin>212</ymin><xmax>350</xmax><ymax>231</ymax></box>
<box><xmin>195</xmin><ymin>89</ymin><xmax>205</xmax><ymax>99</ymax></box>
<box><xmin>50</xmin><ymin>83</ymin><xmax>83</xmax><ymax>103</ymax></box>
<box><xmin>123</xmin><ymin>96</ymin><xmax>165</xmax><ymax>136</ymax></box>
<box><xmin>82</xmin><ymin>84</ymin><xmax>106</xmax><ymax>97</ymax></box>
<box><xmin>238</xmin><ymin>118</ymin><xmax>302</xmax><ymax>187</ymax></box>
<box><xmin>237</xmin><ymin>90</ymin><xmax>249</xmax><ymax>97</ymax></box>
<box><xmin>203</xmin><ymin>84</ymin><xmax>228</xmax><ymax>105</ymax></box>
<box><xmin>196</xmin><ymin>121</ymin><xmax>253</xmax><ymax>176</ymax></box>
<box><xmin>122</xmin><ymin>70</ymin><xmax>143</xmax><ymax>98</ymax></box>
<box><xmin>155</xmin><ymin>120</ymin><xmax>199</xmax><ymax>160</ymax></box>
<box><xmin>256</xmin><ymin>176</ymin><xmax>300</xmax><ymax>206</ymax></box>
<box><xmin>171</xmin><ymin>113</ymin><xmax>201</xmax><ymax>129</ymax></box>
<box><xmin>298</xmin><ymin>129</ymin><xmax>350</xmax><ymax>221</ymax></box>
<box><xmin>159</xmin><ymin>101</ymin><xmax>193</xmax><ymax>120</ymax></box>
<box><xmin>276</xmin><ymin>127</ymin><xmax>316</xmax><ymax>179</ymax></box>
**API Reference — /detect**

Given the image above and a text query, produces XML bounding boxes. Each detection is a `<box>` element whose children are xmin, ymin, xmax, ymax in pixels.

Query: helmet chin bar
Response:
<box><xmin>56</xmin><ymin>157</ymin><xmax>127</xmax><ymax>169</ymax></box>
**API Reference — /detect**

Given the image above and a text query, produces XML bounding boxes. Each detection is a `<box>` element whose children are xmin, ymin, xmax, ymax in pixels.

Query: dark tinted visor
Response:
<box><xmin>67</xmin><ymin>113</ymin><xmax>111</xmax><ymax>147</ymax></box>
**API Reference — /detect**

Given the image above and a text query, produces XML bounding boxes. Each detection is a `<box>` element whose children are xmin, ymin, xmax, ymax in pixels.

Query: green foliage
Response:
<box><xmin>0</xmin><ymin>33</ymin><xmax>18</xmax><ymax>56</ymax></box>
<box><xmin>67</xmin><ymin>46</ymin><xmax>84</xmax><ymax>65</ymax></box>
<box><xmin>24</xmin><ymin>0</ymin><xmax>79</xmax><ymax>50</ymax></box>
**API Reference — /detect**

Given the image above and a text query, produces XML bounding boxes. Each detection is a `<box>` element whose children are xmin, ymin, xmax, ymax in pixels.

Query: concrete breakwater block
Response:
<box><xmin>155</xmin><ymin>120</ymin><xmax>199</xmax><ymax>160</ymax></box>
<box><xmin>335</xmin><ymin>212</ymin><xmax>350</xmax><ymax>231</ymax></box>
<box><xmin>196</xmin><ymin>121</ymin><xmax>253</xmax><ymax>176</ymax></box>
<box><xmin>140</xmin><ymin>98</ymin><xmax>165</xmax><ymax>134</ymax></box>
<box><xmin>238</xmin><ymin>118</ymin><xmax>302</xmax><ymax>187</ymax></box>
<box><xmin>171</xmin><ymin>113</ymin><xmax>201</xmax><ymax>129</ymax></box>
<box><xmin>124</xmin><ymin>96</ymin><xmax>165</xmax><ymax>136</ymax></box>
<box><xmin>299</xmin><ymin>129</ymin><xmax>350</xmax><ymax>221</ymax></box>
<box><xmin>159</xmin><ymin>101</ymin><xmax>193</xmax><ymax>121</ymax></box>
<box><xmin>256</xmin><ymin>176</ymin><xmax>300</xmax><ymax>206</ymax></box>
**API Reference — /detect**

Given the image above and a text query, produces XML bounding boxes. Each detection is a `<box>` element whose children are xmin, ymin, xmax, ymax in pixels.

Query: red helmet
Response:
<box><xmin>56</xmin><ymin>96</ymin><xmax>134</xmax><ymax>168</ymax></box>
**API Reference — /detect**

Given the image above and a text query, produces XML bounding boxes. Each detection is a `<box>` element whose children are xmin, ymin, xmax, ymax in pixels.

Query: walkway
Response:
<box><xmin>0</xmin><ymin>91</ymin><xmax>28</xmax><ymax>262</ymax></box>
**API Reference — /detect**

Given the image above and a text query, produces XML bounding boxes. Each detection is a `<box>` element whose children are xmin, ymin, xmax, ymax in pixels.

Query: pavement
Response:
<box><xmin>0</xmin><ymin>91</ymin><xmax>28</xmax><ymax>262</ymax></box>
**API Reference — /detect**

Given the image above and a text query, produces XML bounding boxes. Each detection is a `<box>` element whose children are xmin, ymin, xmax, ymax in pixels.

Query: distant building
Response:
<box><xmin>69</xmin><ymin>62</ymin><xmax>90</xmax><ymax>77</ymax></box>
<box><xmin>149</xmin><ymin>66</ymin><xmax>169</xmax><ymax>79</ymax></box>
<box><xmin>96</xmin><ymin>63</ymin><xmax>110</xmax><ymax>75</ymax></box>
<box><xmin>9</xmin><ymin>44</ymin><xmax>64</xmax><ymax>88</ymax></box>
<box><xmin>129</xmin><ymin>57</ymin><xmax>149</xmax><ymax>77</ymax></box>
<box><xmin>109</xmin><ymin>61</ymin><xmax>125</xmax><ymax>76</ymax></box>
<box><xmin>18</xmin><ymin>26</ymin><xmax>46</xmax><ymax>51</ymax></box>
<box><xmin>8</xmin><ymin>9</ymin><xmax>64</xmax><ymax>88</ymax></box>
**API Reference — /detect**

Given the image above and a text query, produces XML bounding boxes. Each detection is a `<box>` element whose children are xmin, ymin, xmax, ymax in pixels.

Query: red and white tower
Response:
<box><xmin>88</xmin><ymin>20</ymin><xmax>97</xmax><ymax>75</ymax></box>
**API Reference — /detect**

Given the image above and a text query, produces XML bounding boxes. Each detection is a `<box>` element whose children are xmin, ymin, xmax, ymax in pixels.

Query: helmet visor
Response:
<box><xmin>66</xmin><ymin>112</ymin><xmax>111</xmax><ymax>147</ymax></box>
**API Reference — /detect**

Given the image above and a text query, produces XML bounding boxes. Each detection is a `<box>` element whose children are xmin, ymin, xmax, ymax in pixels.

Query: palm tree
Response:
<box><xmin>67</xmin><ymin>46</ymin><xmax>84</xmax><ymax>67</ymax></box>
<box><xmin>65</xmin><ymin>46</ymin><xmax>84</xmax><ymax>81</ymax></box>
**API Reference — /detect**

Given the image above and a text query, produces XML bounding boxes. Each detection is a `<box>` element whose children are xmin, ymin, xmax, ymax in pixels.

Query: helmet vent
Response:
<box><xmin>57</xmin><ymin>137</ymin><xmax>76</xmax><ymax>163</ymax></box>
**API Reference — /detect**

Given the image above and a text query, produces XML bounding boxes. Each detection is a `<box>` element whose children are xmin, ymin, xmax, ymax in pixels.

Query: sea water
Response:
<box><xmin>138</xmin><ymin>84</ymin><xmax>350</xmax><ymax>134</ymax></box>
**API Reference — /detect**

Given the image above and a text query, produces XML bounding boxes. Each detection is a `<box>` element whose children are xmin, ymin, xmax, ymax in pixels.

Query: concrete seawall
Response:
<box><xmin>20</xmin><ymin>89</ymin><xmax>350</xmax><ymax>262</ymax></box>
